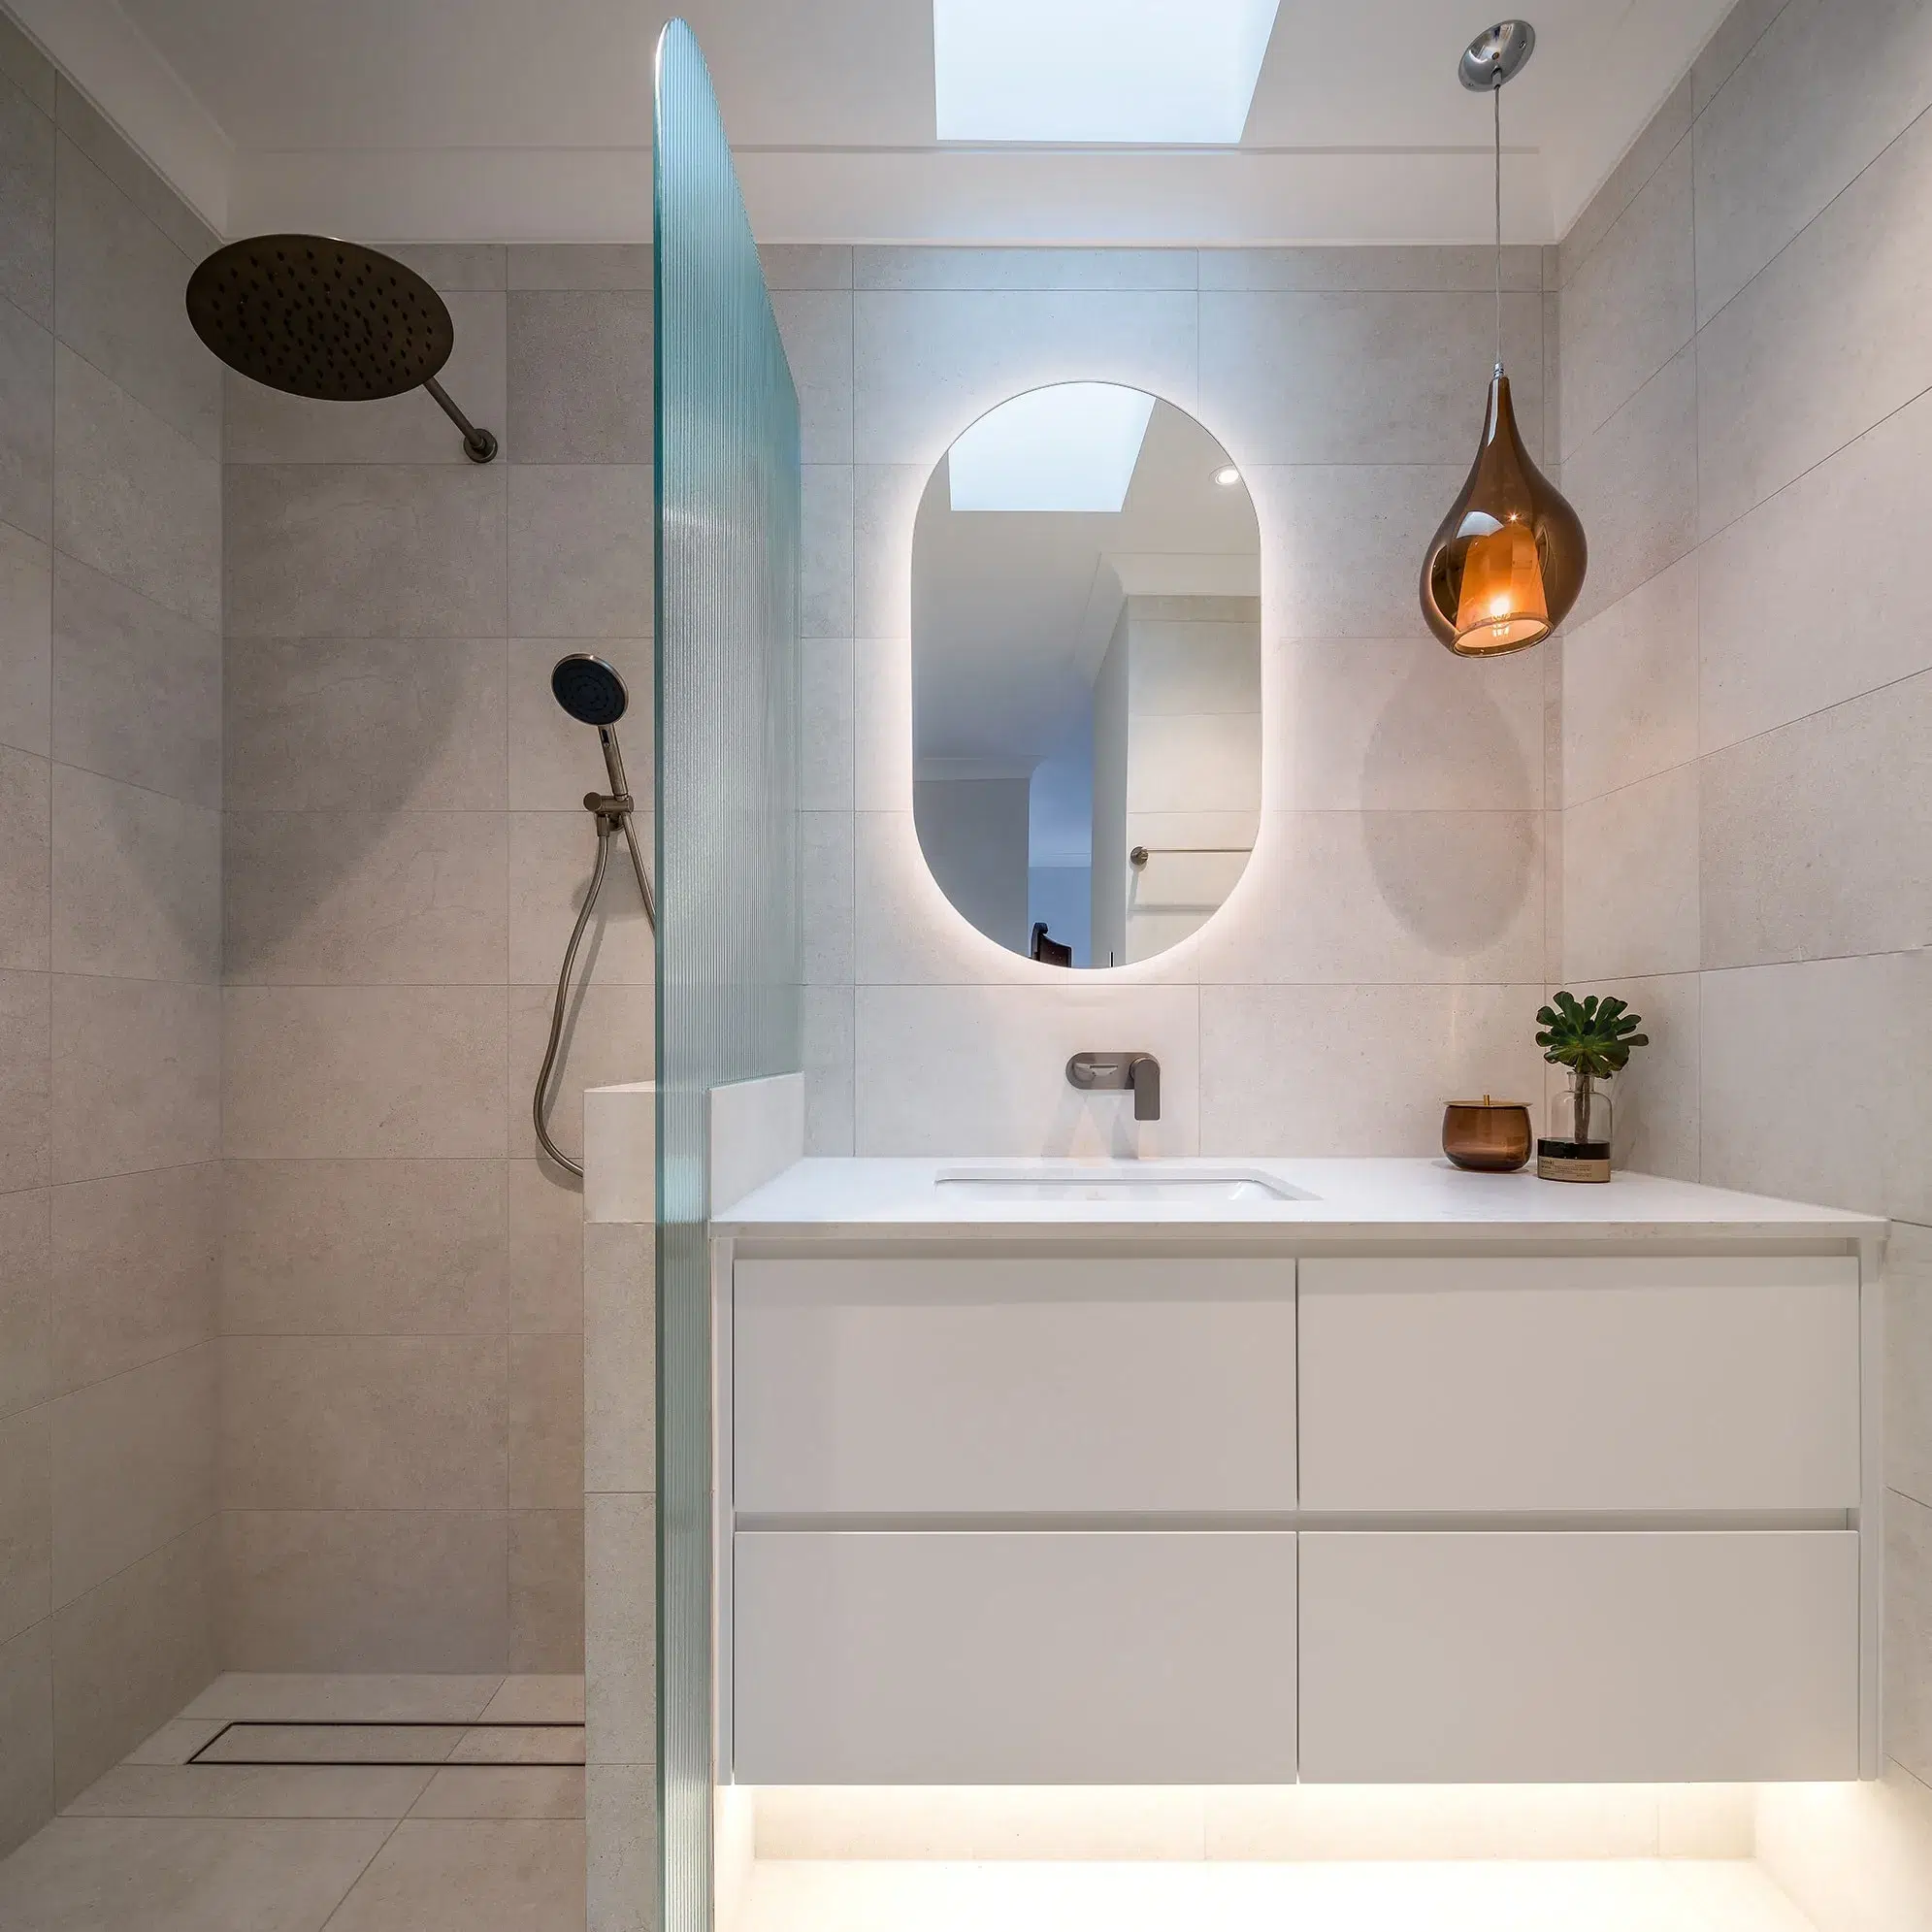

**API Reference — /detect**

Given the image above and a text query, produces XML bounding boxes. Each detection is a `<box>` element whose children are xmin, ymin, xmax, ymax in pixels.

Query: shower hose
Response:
<box><xmin>532</xmin><ymin>803</ymin><xmax>655</xmax><ymax>1180</ymax></box>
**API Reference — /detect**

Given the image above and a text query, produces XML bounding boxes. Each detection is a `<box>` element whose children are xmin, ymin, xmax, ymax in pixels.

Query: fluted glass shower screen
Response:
<box><xmin>654</xmin><ymin>18</ymin><xmax>802</xmax><ymax>1932</ymax></box>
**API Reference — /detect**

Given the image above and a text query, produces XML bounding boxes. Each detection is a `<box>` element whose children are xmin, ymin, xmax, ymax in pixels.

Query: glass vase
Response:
<box><xmin>1537</xmin><ymin>1071</ymin><xmax>1613</xmax><ymax>1183</ymax></box>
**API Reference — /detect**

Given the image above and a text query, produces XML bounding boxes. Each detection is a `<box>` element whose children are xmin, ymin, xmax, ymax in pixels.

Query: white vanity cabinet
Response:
<box><xmin>718</xmin><ymin>1165</ymin><xmax>1882</xmax><ymax>1789</ymax></box>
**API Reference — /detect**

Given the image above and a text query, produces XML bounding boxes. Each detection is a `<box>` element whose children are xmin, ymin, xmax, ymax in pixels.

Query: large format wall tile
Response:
<box><xmin>220</xmin><ymin>1509</ymin><xmax>508</xmax><ymax>1672</ymax></box>
<box><xmin>0</xmin><ymin>740</ymin><xmax>48</xmax><ymax>969</ymax></box>
<box><xmin>0</xmin><ymin>1620</ymin><xmax>52</xmax><ymax>1857</ymax></box>
<box><xmin>0</xmin><ymin>289</ymin><xmax>52</xmax><ymax>541</ymax></box>
<box><xmin>49</xmin><ymin>1344</ymin><xmax>215</xmax><ymax>1606</ymax></box>
<box><xmin>50</xmin><ymin>765</ymin><xmax>220</xmax><ymax>984</ymax></box>
<box><xmin>50</xmin><ymin>1162</ymin><xmax>217</xmax><ymax>1392</ymax></box>
<box><xmin>1889</xmin><ymin>1223</ymin><xmax>1932</xmax><ymax>1508</ymax></box>
<box><xmin>223</xmin><ymin>984</ymin><xmax>508</xmax><ymax>1159</ymax></box>
<box><xmin>801</xmin><ymin>465</ymin><xmax>854</xmax><ymax>639</ymax></box>
<box><xmin>1568</xmin><ymin>970</ymin><xmax>1701</xmax><ymax>1183</ymax></box>
<box><xmin>225</xmin><ymin>637</ymin><xmax>507</xmax><ymax>813</ymax></box>
<box><xmin>0</xmin><ymin>966</ymin><xmax>49</xmax><ymax>1192</ymax></box>
<box><xmin>222</xmin><ymin>1157</ymin><xmax>507</xmax><ymax>1336</ymax></box>
<box><xmin>224</xmin><ymin>465</ymin><xmax>505</xmax><ymax>637</ymax></box>
<box><xmin>508</xmin><ymin>1333</ymin><xmax>583</xmax><ymax>1510</ymax></box>
<box><xmin>508</xmin><ymin>810</ymin><xmax>653</xmax><ymax>986</ymax></box>
<box><xmin>223</xmin><ymin>810</ymin><xmax>508</xmax><ymax>986</ymax></box>
<box><xmin>0</xmin><ymin>1403</ymin><xmax>49</xmax><ymax>1641</ymax></box>
<box><xmin>507</xmin><ymin>465</ymin><xmax>653</xmax><ymax>636</ymax></box>
<box><xmin>0</xmin><ymin>65</ymin><xmax>53</xmax><ymax>329</ymax></box>
<box><xmin>52</xmin><ymin>345</ymin><xmax>218</xmax><ymax>628</ymax></box>
<box><xmin>49</xmin><ymin>975</ymin><xmax>219</xmax><ymax>1181</ymax></box>
<box><xmin>509</xmin><ymin>1508</ymin><xmax>584</xmax><ymax>1673</ymax></box>
<box><xmin>1886</xmin><ymin>1489</ymin><xmax>1932</xmax><ymax>1786</ymax></box>
<box><xmin>507</xmin><ymin>979</ymin><xmax>653</xmax><ymax>1165</ymax></box>
<box><xmin>857</xmin><ymin>246</ymin><xmax>1197</xmax><ymax>292</ymax></box>
<box><xmin>1201</xmin><ymin>246</ymin><xmax>1540</xmax><ymax>294</ymax></box>
<box><xmin>221</xmin><ymin>1335</ymin><xmax>508</xmax><ymax>1510</ymax></box>
<box><xmin>53</xmin><ymin>136</ymin><xmax>216</xmax><ymax>456</ymax></box>
<box><xmin>770</xmin><ymin>290</ymin><xmax>854</xmax><ymax>465</ymax></box>
<box><xmin>51</xmin><ymin>553</ymin><xmax>218</xmax><ymax>807</ymax></box>
<box><xmin>54</xmin><ymin>79</ymin><xmax>213</xmax><ymax>262</ymax></box>
<box><xmin>0</xmin><ymin>1184</ymin><xmax>49</xmax><ymax>1418</ymax></box>
<box><xmin>1562</xmin><ymin>764</ymin><xmax>1701</xmax><ymax>982</ymax></box>
<box><xmin>0</xmin><ymin>520</ymin><xmax>50</xmax><ymax>757</ymax></box>
<box><xmin>509</xmin><ymin>243</ymin><xmax>649</xmax><ymax>290</ymax></box>
<box><xmin>507</xmin><ymin>290</ymin><xmax>653</xmax><ymax>464</ymax></box>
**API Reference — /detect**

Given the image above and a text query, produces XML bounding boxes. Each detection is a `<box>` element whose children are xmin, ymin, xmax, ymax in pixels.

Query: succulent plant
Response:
<box><xmin>1535</xmin><ymin>991</ymin><xmax>1650</xmax><ymax>1079</ymax></box>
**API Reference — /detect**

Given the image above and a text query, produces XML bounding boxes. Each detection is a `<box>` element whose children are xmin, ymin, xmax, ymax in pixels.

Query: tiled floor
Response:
<box><xmin>0</xmin><ymin>1675</ymin><xmax>587</xmax><ymax>1932</ymax></box>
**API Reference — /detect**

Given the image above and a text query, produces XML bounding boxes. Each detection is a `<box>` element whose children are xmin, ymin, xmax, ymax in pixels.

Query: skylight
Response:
<box><xmin>933</xmin><ymin>0</ymin><xmax>1281</xmax><ymax>145</ymax></box>
<box><xmin>948</xmin><ymin>385</ymin><xmax>1157</xmax><ymax>513</ymax></box>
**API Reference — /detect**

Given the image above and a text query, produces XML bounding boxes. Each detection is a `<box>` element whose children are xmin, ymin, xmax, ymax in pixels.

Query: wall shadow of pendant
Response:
<box><xmin>1420</xmin><ymin>369</ymin><xmax>1586</xmax><ymax>657</ymax></box>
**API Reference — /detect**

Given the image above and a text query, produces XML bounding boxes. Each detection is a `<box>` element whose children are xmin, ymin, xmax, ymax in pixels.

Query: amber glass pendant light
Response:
<box><xmin>1420</xmin><ymin>21</ymin><xmax>1586</xmax><ymax>657</ymax></box>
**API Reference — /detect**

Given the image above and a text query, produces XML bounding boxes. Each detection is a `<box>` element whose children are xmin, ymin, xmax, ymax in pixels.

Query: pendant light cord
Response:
<box><xmin>1492</xmin><ymin>78</ymin><xmax>1503</xmax><ymax>372</ymax></box>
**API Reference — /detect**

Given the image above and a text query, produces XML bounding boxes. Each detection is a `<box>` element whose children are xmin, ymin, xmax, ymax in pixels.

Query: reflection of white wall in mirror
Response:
<box><xmin>913</xmin><ymin>768</ymin><xmax>1032</xmax><ymax>954</ymax></box>
<box><xmin>947</xmin><ymin>384</ymin><xmax>1156</xmax><ymax>513</ymax></box>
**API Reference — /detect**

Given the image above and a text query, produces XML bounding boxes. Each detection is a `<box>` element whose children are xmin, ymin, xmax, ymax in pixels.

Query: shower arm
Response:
<box><xmin>595</xmin><ymin>727</ymin><xmax>658</xmax><ymax>930</ymax></box>
<box><xmin>421</xmin><ymin>376</ymin><xmax>499</xmax><ymax>464</ymax></box>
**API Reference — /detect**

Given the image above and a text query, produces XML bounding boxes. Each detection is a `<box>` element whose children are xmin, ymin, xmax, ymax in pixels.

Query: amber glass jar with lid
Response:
<box><xmin>1441</xmin><ymin>1096</ymin><xmax>1533</xmax><ymax>1172</ymax></box>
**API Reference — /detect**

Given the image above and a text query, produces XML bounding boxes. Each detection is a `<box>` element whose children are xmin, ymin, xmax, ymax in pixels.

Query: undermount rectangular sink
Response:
<box><xmin>934</xmin><ymin>1166</ymin><xmax>1314</xmax><ymax>1203</ymax></box>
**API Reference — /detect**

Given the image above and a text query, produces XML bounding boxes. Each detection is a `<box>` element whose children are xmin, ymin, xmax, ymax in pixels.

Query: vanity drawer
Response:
<box><xmin>1298</xmin><ymin>1529</ymin><xmax>1859</xmax><ymax>1783</ymax></box>
<box><xmin>734</xmin><ymin>1257</ymin><xmax>1295</xmax><ymax>1513</ymax></box>
<box><xmin>1299</xmin><ymin>1255</ymin><xmax>1859</xmax><ymax>1511</ymax></box>
<box><xmin>733</xmin><ymin>1529</ymin><xmax>1298</xmax><ymax>1783</ymax></box>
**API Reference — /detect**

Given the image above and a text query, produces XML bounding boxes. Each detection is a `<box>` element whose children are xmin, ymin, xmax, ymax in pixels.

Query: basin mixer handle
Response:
<box><xmin>1065</xmin><ymin>1052</ymin><xmax>1162</xmax><ymax>1122</ymax></box>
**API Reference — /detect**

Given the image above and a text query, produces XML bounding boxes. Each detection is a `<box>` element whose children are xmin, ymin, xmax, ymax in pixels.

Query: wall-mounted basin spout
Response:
<box><xmin>1066</xmin><ymin>1051</ymin><xmax>1162</xmax><ymax>1121</ymax></box>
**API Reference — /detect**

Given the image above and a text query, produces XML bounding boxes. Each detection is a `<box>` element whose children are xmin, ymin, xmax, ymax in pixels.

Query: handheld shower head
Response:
<box><xmin>550</xmin><ymin>653</ymin><xmax>630</xmax><ymax>729</ymax></box>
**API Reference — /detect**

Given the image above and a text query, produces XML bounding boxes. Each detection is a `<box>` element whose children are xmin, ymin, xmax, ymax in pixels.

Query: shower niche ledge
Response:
<box><xmin>710</xmin><ymin>1159</ymin><xmax>1884</xmax><ymax>1789</ymax></box>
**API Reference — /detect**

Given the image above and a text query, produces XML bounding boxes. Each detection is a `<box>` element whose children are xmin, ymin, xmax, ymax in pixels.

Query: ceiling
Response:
<box><xmin>14</xmin><ymin>0</ymin><xmax>1729</xmax><ymax>245</ymax></box>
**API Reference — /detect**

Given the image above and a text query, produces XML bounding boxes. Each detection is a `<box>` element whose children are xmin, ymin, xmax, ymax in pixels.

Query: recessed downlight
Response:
<box><xmin>1213</xmin><ymin>464</ymin><xmax>1243</xmax><ymax>488</ymax></box>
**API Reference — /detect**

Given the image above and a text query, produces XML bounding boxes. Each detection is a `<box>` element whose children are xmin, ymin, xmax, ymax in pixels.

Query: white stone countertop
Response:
<box><xmin>713</xmin><ymin>1156</ymin><xmax>1886</xmax><ymax>1247</ymax></box>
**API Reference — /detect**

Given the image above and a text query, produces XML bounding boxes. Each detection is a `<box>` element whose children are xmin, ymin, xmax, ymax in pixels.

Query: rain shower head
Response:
<box><xmin>186</xmin><ymin>235</ymin><xmax>498</xmax><ymax>461</ymax></box>
<box><xmin>551</xmin><ymin>654</ymin><xmax>630</xmax><ymax>729</ymax></box>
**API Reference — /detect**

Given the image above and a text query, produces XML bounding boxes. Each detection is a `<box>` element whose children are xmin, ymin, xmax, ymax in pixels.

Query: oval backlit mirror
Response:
<box><xmin>912</xmin><ymin>383</ymin><xmax>1261</xmax><ymax>967</ymax></box>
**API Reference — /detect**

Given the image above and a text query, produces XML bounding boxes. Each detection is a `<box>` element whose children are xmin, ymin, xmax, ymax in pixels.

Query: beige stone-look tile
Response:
<box><xmin>1199</xmin><ymin>290</ymin><xmax>1543</xmax><ymax>467</ymax></box>
<box><xmin>508</xmin><ymin>978</ymin><xmax>652</xmax><ymax>1165</ymax></box>
<box><xmin>508</xmin><ymin>809</ymin><xmax>654</xmax><ymax>986</ymax></box>
<box><xmin>223</xmin><ymin>984</ymin><xmax>508</xmax><ymax>1159</ymax></box>
<box><xmin>0</xmin><ymin>278</ymin><xmax>53</xmax><ymax>541</ymax></box>
<box><xmin>0</xmin><ymin>1402</ymin><xmax>49</xmax><ymax>1641</ymax></box>
<box><xmin>1700</xmin><ymin>951</ymin><xmax>1932</xmax><ymax>1223</ymax></box>
<box><xmin>584</xmin><ymin>1493</ymin><xmax>654</xmax><ymax>1767</ymax></box>
<box><xmin>1196</xmin><ymin>811</ymin><xmax>1543</xmax><ymax>989</ymax></box>
<box><xmin>802</xmin><ymin>462</ymin><xmax>853</xmax><ymax>639</ymax></box>
<box><xmin>65</xmin><ymin>1762</ymin><xmax>435</xmax><ymax>1818</ymax></box>
<box><xmin>584</xmin><ymin>1220</ymin><xmax>653</xmax><ymax>1495</ymax></box>
<box><xmin>1693</xmin><ymin>0</ymin><xmax>1932</xmax><ymax>328</ymax></box>
<box><xmin>449</xmin><ymin>1723</ymin><xmax>583</xmax><ymax>1765</ymax></box>
<box><xmin>0</xmin><ymin>1183</ymin><xmax>50</xmax><ymax>1416</ymax></box>
<box><xmin>222</xmin><ymin>1335</ymin><xmax>507</xmax><ymax>1511</ymax></box>
<box><xmin>802</xmin><ymin>810</ymin><xmax>853</xmax><ymax>988</ymax></box>
<box><xmin>1691</xmin><ymin>0</ymin><xmax>1789</xmax><ymax>116</ymax></box>
<box><xmin>1561</xmin><ymin>554</ymin><xmax>1698</xmax><ymax>807</ymax></box>
<box><xmin>224</xmin><ymin>465</ymin><xmax>505</xmax><ymax>638</ymax></box>
<box><xmin>1557</xmin><ymin>77</ymin><xmax>1694</xmax><ymax>291</ymax></box>
<box><xmin>853</xmin><ymin>981</ymin><xmax>1201</xmax><ymax>1158</ymax></box>
<box><xmin>507</xmin><ymin>1156</ymin><xmax>582</xmax><ymax>1335</ymax></box>
<box><xmin>0</xmin><ymin>13</ymin><xmax>54</xmax><ymax>112</ymax></box>
<box><xmin>508</xmin><ymin>465</ymin><xmax>653</xmax><ymax>637</ymax></box>
<box><xmin>51</xmin><ymin>1162</ymin><xmax>217</xmax><ymax>1392</ymax></box>
<box><xmin>220</xmin><ymin>1511</ymin><xmax>509</xmax><ymax>1673</ymax></box>
<box><xmin>121</xmin><ymin>1716</ymin><xmax>225</xmax><ymax>1764</ymax></box>
<box><xmin>1562</xmin><ymin>764</ymin><xmax>1701</xmax><ymax>983</ymax></box>
<box><xmin>857</xmin><ymin>247</ymin><xmax>1197</xmax><ymax>292</ymax></box>
<box><xmin>223</xmin><ymin>809</ymin><xmax>507</xmax><ymax>986</ymax></box>
<box><xmin>222</xmin><ymin>1157</ymin><xmax>506</xmax><ymax>1336</ymax></box>
<box><xmin>1700</xmin><ymin>384</ymin><xmax>1932</xmax><ymax>754</ymax></box>
<box><xmin>52</xmin><ymin>344</ymin><xmax>219</xmax><ymax>629</ymax></box>
<box><xmin>587</xmin><ymin>1761</ymin><xmax>656</xmax><ymax>1932</ymax></box>
<box><xmin>507</xmin><ymin>637</ymin><xmax>650</xmax><ymax>809</ymax></box>
<box><xmin>772</xmin><ymin>289</ymin><xmax>854</xmax><ymax>464</ymax></box>
<box><xmin>224</xmin><ymin>294</ymin><xmax>505</xmax><ymax>465</ymax></box>
<box><xmin>0</xmin><ymin>741</ymin><xmax>48</xmax><ymax>968</ymax></box>
<box><xmin>1701</xmin><ymin>671</ymin><xmax>1932</xmax><ymax>969</ymax></box>
<box><xmin>0</xmin><ymin>520</ymin><xmax>50</xmax><ymax>756</ymax></box>
<box><xmin>54</xmin><ymin>134</ymin><xmax>217</xmax><ymax>456</ymax></box>
<box><xmin>225</xmin><ymin>636</ymin><xmax>506</xmax><ymax>814</ymax></box>
<box><xmin>0</xmin><ymin>65</ymin><xmax>53</xmax><ymax>327</ymax></box>
<box><xmin>508</xmin><ymin>289</ymin><xmax>652</xmax><ymax>464</ymax></box>
<box><xmin>51</xmin><ymin>551</ymin><xmax>218</xmax><ymax>807</ymax></box>
<box><xmin>0</xmin><ymin>966</ymin><xmax>50</xmax><ymax>1192</ymax></box>
<box><xmin>50</xmin><ymin>974</ymin><xmax>219</xmax><ymax>1182</ymax></box>
<box><xmin>51</xmin><ymin>1519</ymin><xmax>216</xmax><ymax>1805</ymax></box>
<box><xmin>800</xmin><ymin>634</ymin><xmax>854</xmax><ymax>814</ymax></box>
<box><xmin>1281</xmin><ymin>636</ymin><xmax>1543</xmax><ymax>812</ymax></box>
<box><xmin>197</xmin><ymin>1723</ymin><xmax>465</xmax><ymax>1766</ymax></box>
<box><xmin>508</xmin><ymin>1333</ymin><xmax>582</xmax><ymax>1509</ymax></box>
<box><xmin>760</xmin><ymin>244</ymin><xmax>852</xmax><ymax>291</ymax></box>
<box><xmin>50</xmin><ymin>1344</ymin><xmax>215</xmax><ymax>1607</ymax></box>
<box><xmin>54</xmin><ymin>80</ymin><xmax>214</xmax><ymax>261</ymax></box>
<box><xmin>1887</xmin><ymin>1488</ymin><xmax>1932</xmax><ymax>1785</ymax></box>
<box><xmin>178</xmin><ymin>1673</ymin><xmax>501</xmax><ymax>1723</ymax></box>
<box><xmin>803</xmin><ymin>984</ymin><xmax>856</xmax><ymax>1157</ymax></box>
<box><xmin>1198</xmin><ymin>981</ymin><xmax>1546</xmax><ymax>1158</ymax></box>
<box><xmin>410</xmin><ymin>1764</ymin><xmax>585</xmax><ymax>1818</ymax></box>
<box><xmin>508</xmin><ymin>244</ymin><xmax>649</xmax><ymax>290</ymax></box>
<box><xmin>1201</xmin><ymin>246</ymin><xmax>1540</xmax><ymax>294</ymax></box>
<box><xmin>390</xmin><ymin>244</ymin><xmax>508</xmax><ymax>291</ymax></box>
<box><xmin>0</xmin><ymin>1621</ymin><xmax>53</xmax><ymax>1859</ymax></box>
<box><xmin>1557</xmin><ymin>344</ymin><xmax>1698</xmax><ymax>632</ymax></box>
<box><xmin>852</xmin><ymin>464</ymin><xmax>924</xmax><ymax>642</ymax></box>
<box><xmin>482</xmin><ymin>1674</ymin><xmax>585</xmax><ymax>1722</ymax></box>
<box><xmin>1888</xmin><ymin>1223</ymin><xmax>1932</xmax><ymax>1508</ymax></box>
<box><xmin>1557</xmin><ymin>137</ymin><xmax>1694</xmax><ymax>462</ymax></box>
<box><xmin>1566</xmin><ymin>972</ymin><xmax>1700</xmax><ymax>1184</ymax></box>
<box><xmin>0</xmin><ymin>1814</ymin><xmax>388</xmax><ymax>1932</ymax></box>
<box><xmin>325</xmin><ymin>1817</ymin><xmax>586</xmax><ymax>1932</ymax></box>
<box><xmin>50</xmin><ymin>765</ymin><xmax>219</xmax><ymax>983</ymax></box>
<box><xmin>1698</xmin><ymin>102</ymin><xmax>1932</xmax><ymax>539</ymax></box>
<box><xmin>509</xmin><ymin>1509</ymin><xmax>583</xmax><ymax>1675</ymax></box>
<box><xmin>854</xmin><ymin>289</ymin><xmax>1197</xmax><ymax>467</ymax></box>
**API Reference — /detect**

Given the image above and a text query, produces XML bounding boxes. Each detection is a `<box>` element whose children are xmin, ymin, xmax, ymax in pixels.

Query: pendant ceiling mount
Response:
<box><xmin>1422</xmin><ymin>17</ymin><xmax>1586</xmax><ymax>658</ymax></box>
